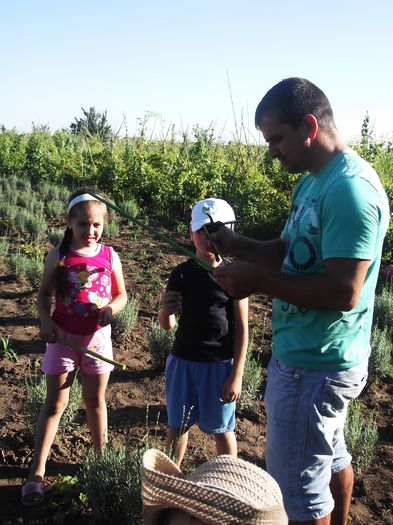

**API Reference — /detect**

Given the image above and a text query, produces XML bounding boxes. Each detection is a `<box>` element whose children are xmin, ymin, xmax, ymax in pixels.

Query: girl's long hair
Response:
<box><xmin>51</xmin><ymin>188</ymin><xmax>107</xmax><ymax>297</ymax></box>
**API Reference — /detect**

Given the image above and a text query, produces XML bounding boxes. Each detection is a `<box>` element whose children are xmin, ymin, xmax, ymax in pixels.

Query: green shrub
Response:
<box><xmin>25</xmin><ymin>214</ymin><xmax>48</xmax><ymax>240</ymax></box>
<box><xmin>104</xmin><ymin>217</ymin><xmax>120</xmax><ymax>237</ymax></box>
<box><xmin>25</xmin><ymin>257</ymin><xmax>44</xmax><ymax>289</ymax></box>
<box><xmin>49</xmin><ymin>228</ymin><xmax>64</xmax><ymax>246</ymax></box>
<box><xmin>120</xmin><ymin>198</ymin><xmax>139</xmax><ymax>222</ymax></box>
<box><xmin>369</xmin><ymin>325</ymin><xmax>393</xmax><ymax>381</ymax></box>
<box><xmin>113</xmin><ymin>296</ymin><xmax>139</xmax><ymax>336</ymax></box>
<box><xmin>373</xmin><ymin>281</ymin><xmax>393</xmax><ymax>333</ymax></box>
<box><xmin>17</xmin><ymin>178</ymin><xmax>31</xmax><ymax>192</ymax></box>
<box><xmin>4</xmin><ymin>187</ymin><xmax>18</xmax><ymax>205</ymax></box>
<box><xmin>238</xmin><ymin>346</ymin><xmax>263</xmax><ymax>414</ymax></box>
<box><xmin>344</xmin><ymin>399</ymin><xmax>378</xmax><ymax>475</ymax></box>
<box><xmin>0</xmin><ymin>238</ymin><xmax>10</xmax><ymax>258</ymax></box>
<box><xmin>8</xmin><ymin>251</ymin><xmax>30</xmax><ymax>279</ymax></box>
<box><xmin>45</xmin><ymin>199</ymin><xmax>65</xmax><ymax>219</ymax></box>
<box><xmin>79</xmin><ymin>442</ymin><xmax>144</xmax><ymax>524</ymax></box>
<box><xmin>146</xmin><ymin>318</ymin><xmax>175</xmax><ymax>371</ymax></box>
<box><xmin>18</xmin><ymin>192</ymin><xmax>44</xmax><ymax>213</ymax></box>
<box><xmin>0</xmin><ymin>202</ymin><xmax>18</xmax><ymax>221</ymax></box>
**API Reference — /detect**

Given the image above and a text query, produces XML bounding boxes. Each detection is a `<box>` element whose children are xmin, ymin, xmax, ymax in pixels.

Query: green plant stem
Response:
<box><xmin>86</xmin><ymin>191</ymin><xmax>215</xmax><ymax>272</ymax></box>
<box><xmin>56</xmin><ymin>337</ymin><xmax>126</xmax><ymax>370</ymax></box>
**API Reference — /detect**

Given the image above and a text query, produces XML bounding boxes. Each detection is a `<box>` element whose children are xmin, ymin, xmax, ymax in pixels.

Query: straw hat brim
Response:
<box><xmin>141</xmin><ymin>450</ymin><xmax>288</xmax><ymax>525</ymax></box>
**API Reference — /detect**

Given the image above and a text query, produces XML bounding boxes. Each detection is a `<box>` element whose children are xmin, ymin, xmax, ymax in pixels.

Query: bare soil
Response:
<box><xmin>0</xmin><ymin>223</ymin><xmax>392</xmax><ymax>524</ymax></box>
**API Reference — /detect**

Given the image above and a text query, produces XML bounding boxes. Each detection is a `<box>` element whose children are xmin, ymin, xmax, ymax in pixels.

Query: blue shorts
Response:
<box><xmin>264</xmin><ymin>356</ymin><xmax>368</xmax><ymax>521</ymax></box>
<box><xmin>165</xmin><ymin>354</ymin><xmax>235</xmax><ymax>434</ymax></box>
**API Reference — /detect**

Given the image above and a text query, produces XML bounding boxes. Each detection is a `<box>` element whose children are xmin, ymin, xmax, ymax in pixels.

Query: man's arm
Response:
<box><xmin>211</xmin><ymin>227</ymin><xmax>286</xmax><ymax>270</ymax></box>
<box><xmin>214</xmin><ymin>258</ymin><xmax>370</xmax><ymax>311</ymax></box>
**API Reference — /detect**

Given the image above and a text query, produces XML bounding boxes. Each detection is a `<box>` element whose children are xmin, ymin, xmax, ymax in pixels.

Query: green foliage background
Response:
<box><xmin>0</xmin><ymin>114</ymin><xmax>392</xmax><ymax>261</ymax></box>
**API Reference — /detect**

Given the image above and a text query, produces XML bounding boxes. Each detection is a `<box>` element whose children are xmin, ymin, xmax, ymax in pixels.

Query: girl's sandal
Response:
<box><xmin>21</xmin><ymin>480</ymin><xmax>45</xmax><ymax>506</ymax></box>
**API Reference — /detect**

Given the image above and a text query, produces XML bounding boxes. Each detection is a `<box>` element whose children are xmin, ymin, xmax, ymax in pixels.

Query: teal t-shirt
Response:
<box><xmin>272</xmin><ymin>149</ymin><xmax>390</xmax><ymax>370</ymax></box>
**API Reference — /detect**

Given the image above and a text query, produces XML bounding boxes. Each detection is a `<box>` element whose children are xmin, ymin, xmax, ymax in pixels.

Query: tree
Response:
<box><xmin>70</xmin><ymin>107</ymin><xmax>112</xmax><ymax>141</ymax></box>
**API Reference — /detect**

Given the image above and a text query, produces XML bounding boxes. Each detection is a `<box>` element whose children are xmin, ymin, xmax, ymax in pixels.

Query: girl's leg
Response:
<box><xmin>82</xmin><ymin>372</ymin><xmax>110</xmax><ymax>450</ymax></box>
<box><xmin>166</xmin><ymin>428</ymin><xmax>189</xmax><ymax>465</ymax></box>
<box><xmin>26</xmin><ymin>371</ymin><xmax>75</xmax><ymax>482</ymax></box>
<box><xmin>214</xmin><ymin>431</ymin><xmax>237</xmax><ymax>456</ymax></box>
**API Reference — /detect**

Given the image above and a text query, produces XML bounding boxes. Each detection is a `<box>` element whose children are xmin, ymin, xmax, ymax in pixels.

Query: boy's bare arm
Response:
<box><xmin>222</xmin><ymin>297</ymin><xmax>249</xmax><ymax>403</ymax></box>
<box><xmin>158</xmin><ymin>291</ymin><xmax>182</xmax><ymax>330</ymax></box>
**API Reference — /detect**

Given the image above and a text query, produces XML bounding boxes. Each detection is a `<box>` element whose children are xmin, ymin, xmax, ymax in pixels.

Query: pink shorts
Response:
<box><xmin>42</xmin><ymin>324</ymin><xmax>114</xmax><ymax>375</ymax></box>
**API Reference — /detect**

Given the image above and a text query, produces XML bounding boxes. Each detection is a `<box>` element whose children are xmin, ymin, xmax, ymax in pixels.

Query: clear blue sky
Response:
<box><xmin>2</xmin><ymin>0</ymin><xmax>392</xmax><ymax>143</ymax></box>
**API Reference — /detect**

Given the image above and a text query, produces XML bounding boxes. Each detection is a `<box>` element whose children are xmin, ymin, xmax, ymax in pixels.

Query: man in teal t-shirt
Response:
<box><xmin>213</xmin><ymin>78</ymin><xmax>389</xmax><ymax>524</ymax></box>
<box><xmin>273</xmin><ymin>148</ymin><xmax>389</xmax><ymax>371</ymax></box>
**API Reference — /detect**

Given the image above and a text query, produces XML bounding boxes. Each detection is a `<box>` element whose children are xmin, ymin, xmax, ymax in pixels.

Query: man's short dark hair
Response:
<box><xmin>255</xmin><ymin>77</ymin><xmax>336</xmax><ymax>132</ymax></box>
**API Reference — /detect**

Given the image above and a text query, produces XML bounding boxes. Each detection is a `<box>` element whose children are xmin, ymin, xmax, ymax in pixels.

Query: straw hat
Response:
<box><xmin>141</xmin><ymin>449</ymin><xmax>287</xmax><ymax>524</ymax></box>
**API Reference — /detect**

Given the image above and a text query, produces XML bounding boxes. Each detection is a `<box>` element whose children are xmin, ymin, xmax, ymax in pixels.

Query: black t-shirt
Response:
<box><xmin>167</xmin><ymin>259</ymin><xmax>234</xmax><ymax>362</ymax></box>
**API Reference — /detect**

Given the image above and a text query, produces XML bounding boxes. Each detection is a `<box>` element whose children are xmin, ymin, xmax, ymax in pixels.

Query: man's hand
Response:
<box><xmin>208</xmin><ymin>224</ymin><xmax>238</xmax><ymax>257</ymax></box>
<box><xmin>214</xmin><ymin>261</ymin><xmax>262</xmax><ymax>298</ymax></box>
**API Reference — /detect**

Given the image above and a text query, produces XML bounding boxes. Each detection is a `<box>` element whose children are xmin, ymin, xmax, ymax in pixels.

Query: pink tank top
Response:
<box><xmin>53</xmin><ymin>244</ymin><xmax>113</xmax><ymax>335</ymax></box>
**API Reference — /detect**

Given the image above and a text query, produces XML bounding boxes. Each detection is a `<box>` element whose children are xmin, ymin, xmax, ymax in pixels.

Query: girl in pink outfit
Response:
<box><xmin>21</xmin><ymin>188</ymin><xmax>127</xmax><ymax>506</ymax></box>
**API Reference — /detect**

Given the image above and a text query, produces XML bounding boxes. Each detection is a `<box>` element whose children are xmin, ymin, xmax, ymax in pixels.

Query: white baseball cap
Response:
<box><xmin>190</xmin><ymin>198</ymin><xmax>236</xmax><ymax>233</ymax></box>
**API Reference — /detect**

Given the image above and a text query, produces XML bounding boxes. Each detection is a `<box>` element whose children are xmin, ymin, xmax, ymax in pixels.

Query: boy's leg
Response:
<box><xmin>82</xmin><ymin>372</ymin><xmax>110</xmax><ymax>450</ymax></box>
<box><xmin>214</xmin><ymin>431</ymin><xmax>237</xmax><ymax>456</ymax></box>
<box><xmin>26</xmin><ymin>372</ymin><xmax>75</xmax><ymax>483</ymax></box>
<box><xmin>166</xmin><ymin>428</ymin><xmax>189</xmax><ymax>465</ymax></box>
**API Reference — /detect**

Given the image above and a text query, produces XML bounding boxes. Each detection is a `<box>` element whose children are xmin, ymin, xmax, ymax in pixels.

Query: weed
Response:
<box><xmin>113</xmin><ymin>295</ymin><xmax>139</xmax><ymax>336</ymax></box>
<box><xmin>20</xmin><ymin>242</ymin><xmax>45</xmax><ymax>259</ymax></box>
<box><xmin>0</xmin><ymin>336</ymin><xmax>19</xmax><ymax>362</ymax></box>
<box><xmin>146</xmin><ymin>318</ymin><xmax>175</xmax><ymax>371</ymax></box>
<box><xmin>46</xmin><ymin>474</ymin><xmax>89</xmax><ymax>523</ymax></box>
<box><xmin>344</xmin><ymin>399</ymin><xmax>378</xmax><ymax>475</ymax></box>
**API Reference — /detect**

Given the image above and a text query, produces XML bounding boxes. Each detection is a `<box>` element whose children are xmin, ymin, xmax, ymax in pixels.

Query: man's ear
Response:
<box><xmin>303</xmin><ymin>114</ymin><xmax>318</xmax><ymax>141</ymax></box>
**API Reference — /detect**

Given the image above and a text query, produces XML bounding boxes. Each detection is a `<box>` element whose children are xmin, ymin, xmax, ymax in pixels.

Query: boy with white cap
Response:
<box><xmin>158</xmin><ymin>198</ymin><xmax>248</xmax><ymax>464</ymax></box>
